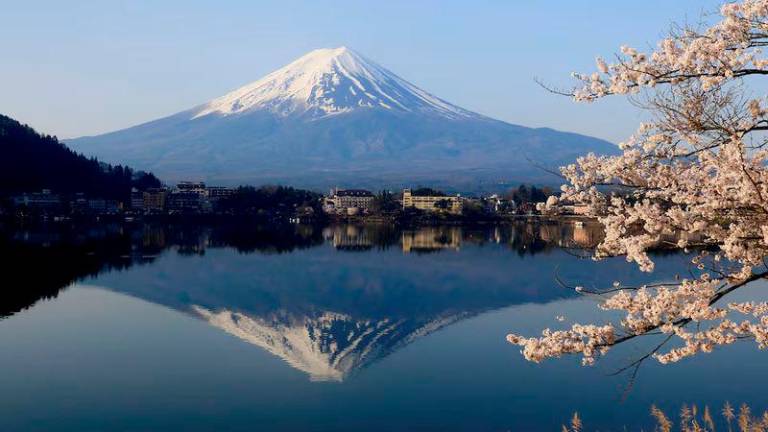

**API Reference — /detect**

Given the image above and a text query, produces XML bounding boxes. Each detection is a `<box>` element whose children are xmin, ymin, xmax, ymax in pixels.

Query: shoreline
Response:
<box><xmin>0</xmin><ymin>211</ymin><xmax>599</xmax><ymax>228</ymax></box>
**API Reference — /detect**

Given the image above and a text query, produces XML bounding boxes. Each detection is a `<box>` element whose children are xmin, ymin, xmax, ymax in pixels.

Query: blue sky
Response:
<box><xmin>1</xmin><ymin>0</ymin><xmax>722</xmax><ymax>142</ymax></box>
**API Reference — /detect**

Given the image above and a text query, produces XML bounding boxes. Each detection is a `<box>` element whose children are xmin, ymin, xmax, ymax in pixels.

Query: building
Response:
<box><xmin>167</xmin><ymin>191</ymin><xmax>204</xmax><ymax>213</ymax></box>
<box><xmin>572</xmin><ymin>204</ymin><xmax>590</xmax><ymax>215</ymax></box>
<box><xmin>327</xmin><ymin>189</ymin><xmax>375</xmax><ymax>214</ymax></box>
<box><xmin>130</xmin><ymin>188</ymin><xmax>145</xmax><ymax>211</ymax></box>
<box><xmin>12</xmin><ymin>190</ymin><xmax>61</xmax><ymax>208</ymax></box>
<box><xmin>516</xmin><ymin>202</ymin><xmax>537</xmax><ymax>215</ymax></box>
<box><xmin>206</xmin><ymin>186</ymin><xmax>234</xmax><ymax>201</ymax></box>
<box><xmin>86</xmin><ymin>199</ymin><xmax>121</xmax><ymax>214</ymax></box>
<box><xmin>484</xmin><ymin>194</ymin><xmax>514</xmax><ymax>214</ymax></box>
<box><xmin>176</xmin><ymin>181</ymin><xmax>207</xmax><ymax>195</ymax></box>
<box><xmin>143</xmin><ymin>188</ymin><xmax>168</xmax><ymax>212</ymax></box>
<box><xmin>558</xmin><ymin>203</ymin><xmax>590</xmax><ymax>216</ymax></box>
<box><xmin>402</xmin><ymin>189</ymin><xmax>462</xmax><ymax>215</ymax></box>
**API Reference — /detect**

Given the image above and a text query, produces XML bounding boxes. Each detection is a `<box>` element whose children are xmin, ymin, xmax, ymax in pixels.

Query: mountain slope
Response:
<box><xmin>0</xmin><ymin>114</ymin><xmax>160</xmax><ymax>199</ymax></box>
<box><xmin>67</xmin><ymin>47</ymin><xmax>617</xmax><ymax>191</ymax></box>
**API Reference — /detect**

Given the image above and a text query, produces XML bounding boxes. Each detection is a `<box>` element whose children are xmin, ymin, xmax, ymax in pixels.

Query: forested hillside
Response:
<box><xmin>0</xmin><ymin>114</ymin><xmax>160</xmax><ymax>199</ymax></box>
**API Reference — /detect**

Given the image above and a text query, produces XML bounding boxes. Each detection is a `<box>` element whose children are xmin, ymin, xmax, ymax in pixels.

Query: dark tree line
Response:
<box><xmin>411</xmin><ymin>187</ymin><xmax>447</xmax><ymax>196</ymax></box>
<box><xmin>0</xmin><ymin>114</ymin><xmax>161</xmax><ymax>200</ymax></box>
<box><xmin>372</xmin><ymin>190</ymin><xmax>400</xmax><ymax>213</ymax></box>
<box><xmin>0</xmin><ymin>225</ymin><xmax>143</xmax><ymax>318</ymax></box>
<box><xmin>505</xmin><ymin>184</ymin><xmax>555</xmax><ymax>204</ymax></box>
<box><xmin>216</xmin><ymin>185</ymin><xmax>323</xmax><ymax>217</ymax></box>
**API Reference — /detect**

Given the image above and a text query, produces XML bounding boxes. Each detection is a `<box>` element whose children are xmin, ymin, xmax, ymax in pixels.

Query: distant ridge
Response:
<box><xmin>67</xmin><ymin>47</ymin><xmax>617</xmax><ymax>192</ymax></box>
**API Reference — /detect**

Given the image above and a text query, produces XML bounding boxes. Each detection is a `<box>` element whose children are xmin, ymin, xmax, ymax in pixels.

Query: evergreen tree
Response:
<box><xmin>0</xmin><ymin>114</ymin><xmax>161</xmax><ymax>200</ymax></box>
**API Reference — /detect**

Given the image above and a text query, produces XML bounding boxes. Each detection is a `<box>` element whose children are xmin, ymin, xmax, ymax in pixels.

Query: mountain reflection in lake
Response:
<box><xmin>0</xmin><ymin>221</ymin><xmax>765</xmax><ymax>431</ymax></box>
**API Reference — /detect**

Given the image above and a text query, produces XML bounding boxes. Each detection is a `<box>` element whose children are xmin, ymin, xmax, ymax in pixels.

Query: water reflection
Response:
<box><xmin>321</xmin><ymin>221</ymin><xmax>604</xmax><ymax>254</ymax></box>
<box><xmin>401</xmin><ymin>226</ymin><xmax>462</xmax><ymax>253</ymax></box>
<box><xmin>192</xmin><ymin>306</ymin><xmax>467</xmax><ymax>381</ymax></box>
<box><xmin>1</xmin><ymin>221</ymin><xmax>763</xmax><ymax>431</ymax></box>
<box><xmin>2</xmin><ymin>220</ymin><xmax>676</xmax><ymax>384</ymax></box>
<box><xmin>0</xmin><ymin>224</ymin><xmax>149</xmax><ymax>319</ymax></box>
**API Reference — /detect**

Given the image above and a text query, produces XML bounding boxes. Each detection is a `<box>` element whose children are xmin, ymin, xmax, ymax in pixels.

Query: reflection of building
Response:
<box><xmin>327</xmin><ymin>189</ymin><xmax>374</xmax><ymax>214</ymax></box>
<box><xmin>402</xmin><ymin>227</ymin><xmax>461</xmax><ymax>253</ymax></box>
<box><xmin>537</xmin><ymin>224</ymin><xmax>559</xmax><ymax>245</ymax></box>
<box><xmin>329</xmin><ymin>225</ymin><xmax>373</xmax><ymax>250</ymax></box>
<box><xmin>141</xmin><ymin>225</ymin><xmax>167</xmax><ymax>249</ymax></box>
<box><xmin>572</xmin><ymin>225</ymin><xmax>601</xmax><ymax>247</ymax></box>
<box><xmin>537</xmin><ymin>221</ymin><xmax>604</xmax><ymax>248</ymax></box>
<box><xmin>402</xmin><ymin>189</ymin><xmax>462</xmax><ymax>214</ymax></box>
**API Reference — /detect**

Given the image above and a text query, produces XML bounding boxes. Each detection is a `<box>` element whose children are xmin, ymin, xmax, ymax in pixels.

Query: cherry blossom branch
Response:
<box><xmin>508</xmin><ymin>0</ymin><xmax>768</xmax><ymax>368</ymax></box>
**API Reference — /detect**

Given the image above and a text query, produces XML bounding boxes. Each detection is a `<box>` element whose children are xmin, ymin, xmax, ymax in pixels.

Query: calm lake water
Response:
<box><xmin>1</xmin><ymin>222</ymin><xmax>766</xmax><ymax>431</ymax></box>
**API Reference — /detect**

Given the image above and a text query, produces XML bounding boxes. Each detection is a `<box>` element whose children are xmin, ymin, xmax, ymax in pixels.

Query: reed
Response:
<box><xmin>562</xmin><ymin>403</ymin><xmax>768</xmax><ymax>432</ymax></box>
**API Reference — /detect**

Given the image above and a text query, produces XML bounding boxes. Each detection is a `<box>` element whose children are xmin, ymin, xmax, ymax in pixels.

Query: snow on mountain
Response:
<box><xmin>66</xmin><ymin>46</ymin><xmax>618</xmax><ymax>190</ymax></box>
<box><xmin>192</xmin><ymin>47</ymin><xmax>477</xmax><ymax>120</ymax></box>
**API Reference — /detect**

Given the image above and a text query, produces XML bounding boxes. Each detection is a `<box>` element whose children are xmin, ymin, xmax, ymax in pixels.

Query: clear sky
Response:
<box><xmin>1</xmin><ymin>0</ymin><xmax>722</xmax><ymax>143</ymax></box>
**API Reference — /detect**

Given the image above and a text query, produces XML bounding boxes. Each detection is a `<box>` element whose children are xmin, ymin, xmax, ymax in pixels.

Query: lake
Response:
<box><xmin>1</xmin><ymin>221</ymin><xmax>766</xmax><ymax>431</ymax></box>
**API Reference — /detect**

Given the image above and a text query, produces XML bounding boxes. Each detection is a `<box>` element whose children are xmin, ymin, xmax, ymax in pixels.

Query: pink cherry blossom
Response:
<box><xmin>508</xmin><ymin>0</ymin><xmax>768</xmax><ymax>365</ymax></box>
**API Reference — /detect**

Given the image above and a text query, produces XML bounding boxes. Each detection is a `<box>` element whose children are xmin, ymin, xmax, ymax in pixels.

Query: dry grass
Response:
<box><xmin>562</xmin><ymin>403</ymin><xmax>768</xmax><ymax>432</ymax></box>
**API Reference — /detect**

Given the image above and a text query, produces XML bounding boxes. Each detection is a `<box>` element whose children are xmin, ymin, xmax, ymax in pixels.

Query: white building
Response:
<box><xmin>326</xmin><ymin>189</ymin><xmax>375</xmax><ymax>214</ymax></box>
<box><xmin>402</xmin><ymin>189</ymin><xmax>462</xmax><ymax>215</ymax></box>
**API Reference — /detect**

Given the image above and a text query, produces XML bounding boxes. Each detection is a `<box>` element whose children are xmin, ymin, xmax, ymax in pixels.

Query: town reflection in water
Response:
<box><xmin>324</xmin><ymin>221</ymin><xmax>604</xmax><ymax>254</ymax></box>
<box><xmin>1</xmin><ymin>220</ymin><xmax>615</xmax><ymax>381</ymax></box>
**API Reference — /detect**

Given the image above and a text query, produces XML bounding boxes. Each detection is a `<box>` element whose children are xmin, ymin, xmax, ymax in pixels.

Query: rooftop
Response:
<box><xmin>336</xmin><ymin>189</ymin><xmax>374</xmax><ymax>197</ymax></box>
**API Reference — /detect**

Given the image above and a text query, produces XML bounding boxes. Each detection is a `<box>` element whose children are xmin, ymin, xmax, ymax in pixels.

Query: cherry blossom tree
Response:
<box><xmin>507</xmin><ymin>0</ymin><xmax>768</xmax><ymax>368</ymax></box>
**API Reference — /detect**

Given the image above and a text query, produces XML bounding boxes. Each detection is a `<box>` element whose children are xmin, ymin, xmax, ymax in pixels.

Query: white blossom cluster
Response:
<box><xmin>508</xmin><ymin>0</ymin><xmax>768</xmax><ymax>366</ymax></box>
<box><xmin>572</xmin><ymin>0</ymin><xmax>768</xmax><ymax>101</ymax></box>
<box><xmin>506</xmin><ymin>324</ymin><xmax>615</xmax><ymax>366</ymax></box>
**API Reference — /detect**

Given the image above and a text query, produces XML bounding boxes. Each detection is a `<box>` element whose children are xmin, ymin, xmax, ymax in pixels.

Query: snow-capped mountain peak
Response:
<box><xmin>192</xmin><ymin>46</ymin><xmax>478</xmax><ymax>120</ymax></box>
<box><xmin>67</xmin><ymin>46</ymin><xmax>618</xmax><ymax>188</ymax></box>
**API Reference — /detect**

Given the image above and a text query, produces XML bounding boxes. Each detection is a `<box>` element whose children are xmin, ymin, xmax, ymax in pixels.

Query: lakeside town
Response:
<box><xmin>1</xmin><ymin>181</ymin><xmax>589</xmax><ymax>223</ymax></box>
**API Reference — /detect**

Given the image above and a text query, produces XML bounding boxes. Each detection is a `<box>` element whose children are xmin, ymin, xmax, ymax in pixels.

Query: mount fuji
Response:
<box><xmin>67</xmin><ymin>47</ymin><xmax>617</xmax><ymax>191</ymax></box>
